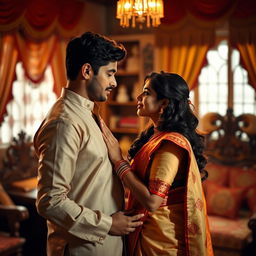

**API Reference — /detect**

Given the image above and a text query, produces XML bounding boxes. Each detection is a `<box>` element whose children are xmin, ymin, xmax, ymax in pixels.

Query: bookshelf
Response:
<box><xmin>101</xmin><ymin>34</ymin><xmax>155</xmax><ymax>157</ymax></box>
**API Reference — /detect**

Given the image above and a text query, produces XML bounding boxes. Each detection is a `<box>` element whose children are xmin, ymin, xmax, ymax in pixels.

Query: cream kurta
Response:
<box><xmin>34</xmin><ymin>89</ymin><xmax>124</xmax><ymax>256</ymax></box>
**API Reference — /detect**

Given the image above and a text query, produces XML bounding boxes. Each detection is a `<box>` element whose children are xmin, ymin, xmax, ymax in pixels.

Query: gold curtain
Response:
<box><xmin>15</xmin><ymin>34</ymin><xmax>57</xmax><ymax>83</ymax></box>
<box><xmin>237</xmin><ymin>43</ymin><xmax>256</xmax><ymax>90</ymax></box>
<box><xmin>51</xmin><ymin>39</ymin><xmax>68</xmax><ymax>96</ymax></box>
<box><xmin>230</xmin><ymin>19</ymin><xmax>256</xmax><ymax>90</ymax></box>
<box><xmin>155</xmin><ymin>26</ymin><xmax>214</xmax><ymax>90</ymax></box>
<box><xmin>0</xmin><ymin>34</ymin><xmax>67</xmax><ymax>125</ymax></box>
<box><xmin>0</xmin><ymin>34</ymin><xmax>18</xmax><ymax>124</ymax></box>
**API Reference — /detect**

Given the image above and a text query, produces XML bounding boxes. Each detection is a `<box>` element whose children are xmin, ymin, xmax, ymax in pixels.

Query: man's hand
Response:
<box><xmin>109</xmin><ymin>211</ymin><xmax>144</xmax><ymax>235</ymax></box>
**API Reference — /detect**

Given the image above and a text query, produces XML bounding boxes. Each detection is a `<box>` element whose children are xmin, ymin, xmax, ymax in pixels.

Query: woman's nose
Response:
<box><xmin>137</xmin><ymin>93</ymin><xmax>142</xmax><ymax>101</ymax></box>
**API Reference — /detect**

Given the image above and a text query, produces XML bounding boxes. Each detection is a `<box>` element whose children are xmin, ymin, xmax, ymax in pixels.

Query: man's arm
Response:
<box><xmin>35</xmin><ymin>119</ymin><xmax>143</xmax><ymax>244</ymax></box>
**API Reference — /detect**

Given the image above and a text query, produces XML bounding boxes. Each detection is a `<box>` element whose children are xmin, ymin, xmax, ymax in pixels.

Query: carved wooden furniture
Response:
<box><xmin>0</xmin><ymin>131</ymin><xmax>38</xmax><ymax>187</ymax></box>
<box><xmin>0</xmin><ymin>184</ymin><xmax>29</xmax><ymax>256</ymax></box>
<box><xmin>201</xmin><ymin>108</ymin><xmax>256</xmax><ymax>256</ymax></box>
<box><xmin>202</xmin><ymin>108</ymin><xmax>256</xmax><ymax>166</ymax></box>
<box><xmin>0</xmin><ymin>131</ymin><xmax>47</xmax><ymax>256</ymax></box>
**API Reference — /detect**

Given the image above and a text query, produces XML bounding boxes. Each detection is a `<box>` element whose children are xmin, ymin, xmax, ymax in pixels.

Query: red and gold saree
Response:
<box><xmin>126</xmin><ymin>132</ymin><xmax>213</xmax><ymax>256</ymax></box>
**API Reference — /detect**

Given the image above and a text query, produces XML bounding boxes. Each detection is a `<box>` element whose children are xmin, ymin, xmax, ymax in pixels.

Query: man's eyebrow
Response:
<box><xmin>108</xmin><ymin>69</ymin><xmax>116</xmax><ymax>73</ymax></box>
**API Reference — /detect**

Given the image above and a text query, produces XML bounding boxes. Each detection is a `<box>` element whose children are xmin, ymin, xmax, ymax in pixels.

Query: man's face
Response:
<box><xmin>87</xmin><ymin>62</ymin><xmax>117</xmax><ymax>102</ymax></box>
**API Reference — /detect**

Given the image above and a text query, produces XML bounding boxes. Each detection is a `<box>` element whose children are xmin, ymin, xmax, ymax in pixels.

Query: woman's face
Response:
<box><xmin>136</xmin><ymin>79</ymin><xmax>165</xmax><ymax>123</ymax></box>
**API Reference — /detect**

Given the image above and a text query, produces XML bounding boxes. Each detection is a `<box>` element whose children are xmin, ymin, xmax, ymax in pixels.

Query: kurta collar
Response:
<box><xmin>61</xmin><ymin>88</ymin><xmax>94</xmax><ymax>111</ymax></box>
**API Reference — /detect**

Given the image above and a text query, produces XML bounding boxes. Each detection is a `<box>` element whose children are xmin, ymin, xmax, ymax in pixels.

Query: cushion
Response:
<box><xmin>0</xmin><ymin>235</ymin><xmax>25</xmax><ymax>252</ymax></box>
<box><xmin>205</xmin><ymin>182</ymin><xmax>245</xmax><ymax>218</ymax></box>
<box><xmin>229</xmin><ymin>167</ymin><xmax>256</xmax><ymax>189</ymax></box>
<box><xmin>247</xmin><ymin>187</ymin><xmax>256</xmax><ymax>213</ymax></box>
<box><xmin>10</xmin><ymin>177</ymin><xmax>38</xmax><ymax>192</ymax></box>
<box><xmin>205</xmin><ymin>163</ymin><xmax>229</xmax><ymax>186</ymax></box>
<box><xmin>229</xmin><ymin>167</ymin><xmax>256</xmax><ymax>213</ymax></box>
<box><xmin>0</xmin><ymin>183</ymin><xmax>14</xmax><ymax>206</ymax></box>
<box><xmin>208</xmin><ymin>215</ymin><xmax>251</xmax><ymax>250</ymax></box>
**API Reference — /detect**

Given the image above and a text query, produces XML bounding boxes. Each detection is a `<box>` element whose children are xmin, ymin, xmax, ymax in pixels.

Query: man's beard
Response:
<box><xmin>87</xmin><ymin>77</ymin><xmax>107</xmax><ymax>102</ymax></box>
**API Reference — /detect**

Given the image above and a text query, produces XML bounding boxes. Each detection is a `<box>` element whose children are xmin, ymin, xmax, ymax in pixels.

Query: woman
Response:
<box><xmin>100</xmin><ymin>72</ymin><xmax>213</xmax><ymax>256</ymax></box>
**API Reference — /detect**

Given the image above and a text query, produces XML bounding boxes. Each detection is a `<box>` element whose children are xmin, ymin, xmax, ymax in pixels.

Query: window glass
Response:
<box><xmin>196</xmin><ymin>40</ymin><xmax>255</xmax><ymax>118</ymax></box>
<box><xmin>198</xmin><ymin>41</ymin><xmax>228</xmax><ymax>116</ymax></box>
<box><xmin>0</xmin><ymin>62</ymin><xmax>57</xmax><ymax>144</ymax></box>
<box><xmin>232</xmin><ymin>49</ymin><xmax>256</xmax><ymax>116</ymax></box>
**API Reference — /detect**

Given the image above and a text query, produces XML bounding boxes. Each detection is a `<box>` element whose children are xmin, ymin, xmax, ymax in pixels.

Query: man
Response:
<box><xmin>34</xmin><ymin>32</ymin><xmax>143</xmax><ymax>256</ymax></box>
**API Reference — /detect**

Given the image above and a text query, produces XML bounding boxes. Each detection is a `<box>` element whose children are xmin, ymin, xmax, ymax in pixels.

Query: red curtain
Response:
<box><xmin>162</xmin><ymin>0</ymin><xmax>255</xmax><ymax>24</ymax></box>
<box><xmin>0</xmin><ymin>0</ymin><xmax>84</xmax><ymax>124</ymax></box>
<box><xmin>0</xmin><ymin>0</ymin><xmax>84</xmax><ymax>39</ymax></box>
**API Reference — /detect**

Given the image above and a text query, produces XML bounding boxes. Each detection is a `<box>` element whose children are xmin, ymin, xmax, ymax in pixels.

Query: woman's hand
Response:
<box><xmin>100</xmin><ymin>118</ymin><xmax>123</xmax><ymax>164</ymax></box>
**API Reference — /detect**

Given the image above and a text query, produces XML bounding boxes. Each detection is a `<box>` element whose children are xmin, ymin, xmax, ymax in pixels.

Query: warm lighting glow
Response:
<box><xmin>116</xmin><ymin>0</ymin><xmax>164</xmax><ymax>28</ymax></box>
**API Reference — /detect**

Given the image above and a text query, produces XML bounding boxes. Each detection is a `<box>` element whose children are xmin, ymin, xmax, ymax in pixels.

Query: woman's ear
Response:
<box><xmin>81</xmin><ymin>63</ymin><xmax>91</xmax><ymax>79</ymax></box>
<box><xmin>161</xmin><ymin>98</ymin><xmax>169</xmax><ymax>109</ymax></box>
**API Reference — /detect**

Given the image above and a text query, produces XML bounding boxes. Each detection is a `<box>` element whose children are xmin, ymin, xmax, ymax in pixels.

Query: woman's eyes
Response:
<box><xmin>142</xmin><ymin>91</ymin><xmax>149</xmax><ymax>95</ymax></box>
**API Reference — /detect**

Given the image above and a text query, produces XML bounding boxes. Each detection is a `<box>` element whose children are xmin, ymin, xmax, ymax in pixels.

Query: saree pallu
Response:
<box><xmin>126</xmin><ymin>132</ymin><xmax>213</xmax><ymax>256</ymax></box>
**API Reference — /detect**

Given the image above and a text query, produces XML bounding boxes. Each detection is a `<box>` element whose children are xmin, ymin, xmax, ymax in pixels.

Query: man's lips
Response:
<box><xmin>105</xmin><ymin>87</ymin><xmax>113</xmax><ymax>94</ymax></box>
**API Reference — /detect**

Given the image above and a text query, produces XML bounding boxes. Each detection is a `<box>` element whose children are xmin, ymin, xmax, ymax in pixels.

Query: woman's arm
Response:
<box><xmin>122</xmin><ymin>171</ymin><xmax>164</xmax><ymax>212</ymax></box>
<box><xmin>100</xmin><ymin>119</ymin><xmax>184</xmax><ymax>212</ymax></box>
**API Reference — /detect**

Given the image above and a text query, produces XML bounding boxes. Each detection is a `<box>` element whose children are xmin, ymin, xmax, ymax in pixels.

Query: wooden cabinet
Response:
<box><xmin>101</xmin><ymin>34</ymin><xmax>155</xmax><ymax>157</ymax></box>
<box><xmin>8</xmin><ymin>189</ymin><xmax>47</xmax><ymax>256</ymax></box>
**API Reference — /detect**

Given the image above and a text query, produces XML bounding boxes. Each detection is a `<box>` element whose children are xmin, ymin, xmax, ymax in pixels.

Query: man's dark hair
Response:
<box><xmin>66</xmin><ymin>31</ymin><xmax>127</xmax><ymax>80</ymax></box>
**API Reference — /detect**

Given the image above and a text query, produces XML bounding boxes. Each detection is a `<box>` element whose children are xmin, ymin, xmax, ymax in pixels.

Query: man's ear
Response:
<box><xmin>81</xmin><ymin>63</ymin><xmax>92</xmax><ymax>79</ymax></box>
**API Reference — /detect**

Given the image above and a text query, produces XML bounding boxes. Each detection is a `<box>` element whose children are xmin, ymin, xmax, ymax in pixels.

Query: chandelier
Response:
<box><xmin>116</xmin><ymin>0</ymin><xmax>164</xmax><ymax>28</ymax></box>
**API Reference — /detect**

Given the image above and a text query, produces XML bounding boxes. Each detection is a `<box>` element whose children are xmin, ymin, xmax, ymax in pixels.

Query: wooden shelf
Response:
<box><xmin>100</xmin><ymin>34</ymin><xmax>155</xmax><ymax>146</ymax></box>
<box><xmin>116</xmin><ymin>71</ymin><xmax>139</xmax><ymax>76</ymax></box>
<box><xmin>111</xmin><ymin>128</ymin><xmax>139</xmax><ymax>134</ymax></box>
<box><xmin>107</xmin><ymin>101</ymin><xmax>137</xmax><ymax>106</ymax></box>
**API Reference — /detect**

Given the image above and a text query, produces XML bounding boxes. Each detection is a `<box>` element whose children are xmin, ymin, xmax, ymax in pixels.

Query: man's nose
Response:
<box><xmin>111</xmin><ymin>77</ymin><xmax>117</xmax><ymax>88</ymax></box>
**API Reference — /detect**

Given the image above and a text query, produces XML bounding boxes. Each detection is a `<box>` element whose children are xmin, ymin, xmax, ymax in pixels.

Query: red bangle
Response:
<box><xmin>114</xmin><ymin>159</ymin><xmax>131</xmax><ymax>180</ymax></box>
<box><xmin>114</xmin><ymin>159</ymin><xmax>127</xmax><ymax>171</ymax></box>
<box><xmin>119</xmin><ymin>168</ymin><xmax>130</xmax><ymax>180</ymax></box>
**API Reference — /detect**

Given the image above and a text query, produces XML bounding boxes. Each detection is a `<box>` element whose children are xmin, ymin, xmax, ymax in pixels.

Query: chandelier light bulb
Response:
<box><xmin>116</xmin><ymin>0</ymin><xmax>164</xmax><ymax>28</ymax></box>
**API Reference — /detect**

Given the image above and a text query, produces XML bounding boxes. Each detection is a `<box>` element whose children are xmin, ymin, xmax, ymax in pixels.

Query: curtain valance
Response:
<box><xmin>162</xmin><ymin>0</ymin><xmax>256</xmax><ymax>26</ymax></box>
<box><xmin>0</xmin><ymin>0</ymin><xmax>84</xmax><ymax>40</ymax></box>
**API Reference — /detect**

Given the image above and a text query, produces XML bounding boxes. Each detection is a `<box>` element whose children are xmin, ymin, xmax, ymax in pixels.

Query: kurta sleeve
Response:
<box><xmin>148</xmin><ymin>140</ymin><xmax>185</xmax><ymax>198</ymax></box>
<box><xmin>34</xmin><ymin>119</ymin><xmax>112</xmax><ymax>244</ymax></box>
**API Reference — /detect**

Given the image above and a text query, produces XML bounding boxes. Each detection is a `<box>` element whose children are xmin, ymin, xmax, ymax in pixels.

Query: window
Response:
<box><xmin>232</xmin><ymin>51</ymin><xmax>256</xmax><ymax>116</ymax></box>
<box><xmin>194</xmin><ymin>40</ymin><xmax>256</xmax><ymax>118</ymax></box>
<box><xmin>0</xmin><ymin>62</ymin><xmax>57</xmax><ymax>144</ymax></box>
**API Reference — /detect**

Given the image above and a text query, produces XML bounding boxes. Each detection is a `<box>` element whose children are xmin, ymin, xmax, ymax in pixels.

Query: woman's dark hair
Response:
<box><xmin>66</xmin><ymin>31</ymin><xmax>126</xmax><ymax>80</ymax></box>
<box><xmin>128</xmin><ymin>71</ymin><xmax>207</xmax><ymax>180</ymax></box>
